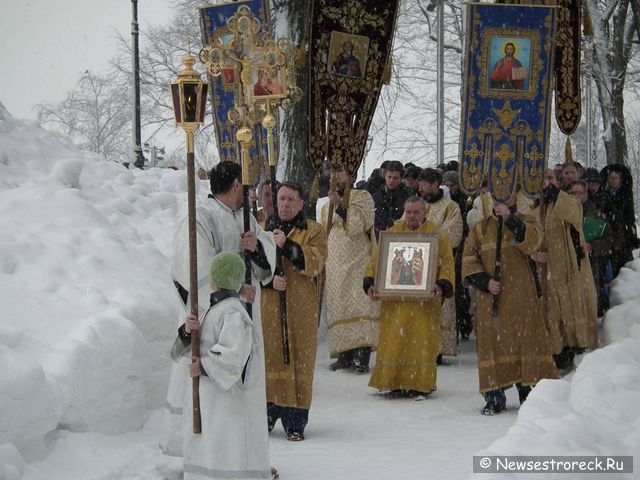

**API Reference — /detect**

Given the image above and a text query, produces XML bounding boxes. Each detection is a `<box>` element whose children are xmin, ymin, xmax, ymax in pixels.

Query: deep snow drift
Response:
<box><xmin>0</xmin><ymin>103</ymin><xmax>638</xmax><ymax>479</ymax></box>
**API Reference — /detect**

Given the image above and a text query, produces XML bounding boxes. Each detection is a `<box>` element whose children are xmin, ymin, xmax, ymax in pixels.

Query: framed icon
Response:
<box><xmin>479</xmin><ymin>29</ymin><xmax>541</xmax><ymax>100</ymax></box>
<box><xmin>328</xmin><ymin>31</ymin><xmax>369</xmax><ymax>79</ymax></box>
<box><xmin>252</xmin><ymin>67</ymin><xmax>286</xmax><ymax>99</ymax></box>
<box><xmin>374</xmin><ymin>232</ymin><xmax>440</xmax><ymax>300</ymax></box>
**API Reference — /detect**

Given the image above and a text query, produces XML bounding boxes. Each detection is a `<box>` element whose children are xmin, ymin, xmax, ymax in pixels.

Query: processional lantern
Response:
<box><xmin>170</xmin><ymin>51</ymin><xmax>209</xmax><ymax>150</ymax></box>
<box><xmin>169</xmin><ymin>51</ymin><xmax>209</xmax><ymax>434</ymax></box>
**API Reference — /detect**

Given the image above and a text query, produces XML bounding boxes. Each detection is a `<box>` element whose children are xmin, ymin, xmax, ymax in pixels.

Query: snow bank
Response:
<box><xmin>0</xmin><ymin>106</ymin><xmax>186</xmax><ymax>464</ymax></box>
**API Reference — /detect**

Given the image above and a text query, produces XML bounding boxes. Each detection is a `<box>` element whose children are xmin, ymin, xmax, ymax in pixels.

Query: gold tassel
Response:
<box><xmin>343</xmin><ymin>184</ymin><xmax>351</xmax><ymax>209</ymax></box>
<box><xmin>308</xmin><ymin>172</ymin><xmax>320</xmax><ymax>203</ymax></box>
<box><xmin>564</xmin><ymin>137</ymin><xmax>574</xmax><ymax>165</ymax></box>
<box><xmin>297</xmin><ymin>46</ymin><xmax>306</xmax><ymax>67</ymax></box>
<box><xmin>583</xmin><ymin>2</ymin><xmax>593</xmax><ymax>37</ymax></box>
<box><xmin>382</xmin><ymin>55</ymin><xmax>393</xmax><ymax>85</ymax></box>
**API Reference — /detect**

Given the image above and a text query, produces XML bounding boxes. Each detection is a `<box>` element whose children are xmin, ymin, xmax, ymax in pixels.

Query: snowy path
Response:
<box><xmin>22</xmin><ymin>339</ymin><xmax>518</xmax><ymax>480</ymax></box>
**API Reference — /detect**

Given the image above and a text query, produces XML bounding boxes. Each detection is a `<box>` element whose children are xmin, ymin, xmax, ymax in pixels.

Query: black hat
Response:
<box><xmin>583</xmin><ymin>167</ymin><xmax>601</xmax><ymax>183</ymax></box>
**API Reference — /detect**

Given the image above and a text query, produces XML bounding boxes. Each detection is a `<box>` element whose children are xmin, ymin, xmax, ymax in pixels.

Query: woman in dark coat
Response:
<box><xmin>600</xmin><ymin>164</ymin><xmax>639</xmax><ymax>277</ymax></box>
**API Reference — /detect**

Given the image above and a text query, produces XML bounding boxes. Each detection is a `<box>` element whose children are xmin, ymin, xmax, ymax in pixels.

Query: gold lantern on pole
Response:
<box><xmin>169</xmin><ymin>51</ymin><xmax>208</xmax><ymax>434</ymax></box>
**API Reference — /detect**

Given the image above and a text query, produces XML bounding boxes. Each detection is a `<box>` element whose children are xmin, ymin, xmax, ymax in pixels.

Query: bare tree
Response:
<box><xmin>35</xmin><ymin>70</ymin><xmax>132</xmax><ymax>163</ymax></box>
<box><xmin>112</xmin><ymin>0</ymin><xmax>218</xmax><ymax>170</ymax></box>
<box><xmin>623</xmin><ymin>111</ymin><xmax>640</xmax><ymax>216</ymax></box>
<box><xmin>585</xmin><ymin>0</ymin><xmax>640</xmax><ymax>165</ymax></box>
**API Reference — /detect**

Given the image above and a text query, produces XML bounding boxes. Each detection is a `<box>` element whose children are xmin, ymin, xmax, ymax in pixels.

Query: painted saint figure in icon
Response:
<box><xmin>411</xmin><ymin>249</ymin><xmax>424</xmax><ymax>286</ymax></box>
<box><xmin>490</xmin><ymin>42</ymin><xmax>527</xmax><ymax>90</ymax></box>
<box><xmin>331</xmin><ymin>40</ymin><xmax>362</xmax><ymax>77</ymax></box>
<box><xmin>254</xmin><ymin>69</ymin><xmax>282</xmax><ymax>96</ymax></box>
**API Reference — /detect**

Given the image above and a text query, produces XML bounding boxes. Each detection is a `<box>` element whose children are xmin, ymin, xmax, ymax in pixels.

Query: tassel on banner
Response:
<box><xmin>309</xmin><ymin>171</ymin><xmax>320</xmax><ymax>204</ymax></box>
<box><xmin>583</xmin><ymin>3</ymin><xmax>593</xmax><ymax>37</ymax></box>
<box><xmin>343</xmin><ymin>184</ymin><xmax>352</xmax><ymax>209</ymax></box>
<box><xmin>383</xmin><ymin>56</ymin><xmax>393</xmax><ymax>85</ymax></box>
<box><xmin>564</xmin><ymin>137</ymin><xmax>573</xmax><ymax>165</ymax></box>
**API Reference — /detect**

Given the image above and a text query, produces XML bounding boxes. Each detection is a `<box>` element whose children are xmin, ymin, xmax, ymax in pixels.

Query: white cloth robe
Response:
<box><xmin>159</xmin><ymin>197</ymin><xmax>276</xmax><ymax>457</ymax></box>
<box><xmin>181</xmin><ymin>296</ymin><xmax>271</xmax><ymax>480</ymax></box>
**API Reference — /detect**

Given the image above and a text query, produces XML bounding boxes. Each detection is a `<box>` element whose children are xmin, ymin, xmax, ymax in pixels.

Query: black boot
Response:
<box><xmin>554</xmin><ymin>346</ymin><xmax>576</xmax><ymax>373</ymax></box>
<box><xmin>352</xmin><ymin>347</ymin><xmax>371</xmax><ymax>373</ymax></box>
<box><xmin>516</xmin><ymin>383</ymin><xmax>532</xmax><ymax>405</ymax></box>
<box><xmin>329</xmin><ymin>351</ymin><xmax>353</xmax><ymax>371</ymax></box>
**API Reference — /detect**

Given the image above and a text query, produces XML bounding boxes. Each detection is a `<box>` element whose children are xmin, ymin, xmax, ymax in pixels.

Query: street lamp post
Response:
<box><xmin>170</xmin><ymin>51</ymin><xmax>208</xmax><ymax>434</ymax></box>
<box><xmin>131</xmin><ymin>0</ymin><xmax>145</xmax><ymax>169</ymax></box>
<box><xmin>426</xmin><ymin>0</ymin><xmax>445</xmax><ymax>165</ymax></box>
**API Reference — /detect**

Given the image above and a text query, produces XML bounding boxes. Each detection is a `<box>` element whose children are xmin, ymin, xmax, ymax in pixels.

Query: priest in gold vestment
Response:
<box><xmin>462</xmin><ymin>193</ymin><xmax>558</xmax><ymax>415</ymax></box>
<box><xmin>321</xmin><ymin>166</ymin><xmax>380</xmax><ymax>373</ymax></box>
<box><xmin>532</xmin><ymin>171</ymin><xmax>598</xmax><ymax>371</ymax></box>
<box><xmin>261</xmin><ymin>182</ymin><xmax>327</xmax><ymax>441</ymax></box>
<box><xmin>364</xmin><ymin>196</ymin><xmax>454</xmax><ymax>398</ymax></box>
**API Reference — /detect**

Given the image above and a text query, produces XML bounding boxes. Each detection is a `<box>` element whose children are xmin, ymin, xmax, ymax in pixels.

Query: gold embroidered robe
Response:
<box><xmin>261</xmin><ymin>219</ymin><xmax>327</xmax><ymax>409</ymax></box>
<box><xmin>535</xmin><ymin>191</ymin><xmax>598</xmax><ymax>352</ymax></box>
<box><xmin>321</xmin><ymin>189</ymin><xmax>380</xmax><ymax>357</ymax></box>
<box><xmin>462</xmin><ymin>211</ymin><xmax>558</xmax><ymax>392</ymax></box>
<box><xmin>425</xmin><ymin>196</ymin><xmax>463</xmax><ymax>356</ymax></box>
<box><xmin>366</xmin><ymin>221</ymin><xmax>454</xmax><ymax>393</ymax></box>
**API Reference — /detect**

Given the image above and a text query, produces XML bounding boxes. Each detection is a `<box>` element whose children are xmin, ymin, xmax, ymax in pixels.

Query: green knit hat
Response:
<box><xmin>209</xmin><ymin>252</ymin><xmax>246</xmax><ymax>292</ymax></box>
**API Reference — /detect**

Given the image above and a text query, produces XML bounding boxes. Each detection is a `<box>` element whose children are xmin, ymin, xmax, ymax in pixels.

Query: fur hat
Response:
<box><xmin>209</xmin><ymin>252</ymin><xmax>246</xmax><ymax>292</ymax></box>
<box><xmin>442</xmin><ymin>170</ymin><xmax>459</xmax><ymax>185</ymax></box>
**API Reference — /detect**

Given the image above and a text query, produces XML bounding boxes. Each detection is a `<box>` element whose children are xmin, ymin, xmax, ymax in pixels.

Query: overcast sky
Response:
<box><xmin>0</xmin><ymin>0</ymin><xmax>172</xmax><ymax>120</ymax></box>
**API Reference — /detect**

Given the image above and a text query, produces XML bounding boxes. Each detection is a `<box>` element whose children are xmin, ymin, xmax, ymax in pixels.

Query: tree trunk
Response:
<box><xmin>587</xmin><ymin>0</ymin><xmax>631</xmax><ymax>166</ymax></box>
<box><xmin>273</xmin><ymin>0</ymin><xmax>315</xmax><ymax>193</ymax></box>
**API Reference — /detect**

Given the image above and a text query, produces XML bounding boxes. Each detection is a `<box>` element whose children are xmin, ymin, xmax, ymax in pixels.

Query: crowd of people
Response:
<box><xmin>161</xmin><ymin>158</ymin><xmax>638</xmax><ymax>479</ymax></box>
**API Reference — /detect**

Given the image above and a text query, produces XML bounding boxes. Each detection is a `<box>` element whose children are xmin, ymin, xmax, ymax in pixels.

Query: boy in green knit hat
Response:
<box><xmin>172</xmin><ymin>252</ymin><xmax>277</xmax><ymax>479</ymax></box>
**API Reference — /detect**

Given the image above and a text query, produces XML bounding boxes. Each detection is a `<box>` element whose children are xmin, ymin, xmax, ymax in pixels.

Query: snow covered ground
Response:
<box><xmin>1</xmin><ymin>102</ymin><xmax>639</xmax><ymax>479</ymax></box>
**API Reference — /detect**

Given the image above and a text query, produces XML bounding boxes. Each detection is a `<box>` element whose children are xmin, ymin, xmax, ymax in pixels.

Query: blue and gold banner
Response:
<box><xmin>199</xmin><ymin>0</ymin><xmax>277</xmax><ymax>184</ymax></box>
<box><xmin>459</xmin><ymin>3</ymin><xmax>558</xmax><ymax>202</ymax></box>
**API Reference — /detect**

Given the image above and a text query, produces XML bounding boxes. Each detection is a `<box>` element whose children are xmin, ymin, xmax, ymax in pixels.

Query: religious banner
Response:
<box><xmin>459</xmin><ymin>3</ymin><xmax>558</xmax><ymax>202</ymax></box>
<box><xmin>200</xmin><ymin>0</ymin><xmax>277</xmax><ymax>184</ymax></box>
<box><xmin>308</xmin><ymin>0</ymin><xmax>400</xmax><ymax>177</ymax></box>
<box><xmin>554</xmin><ymin>0</ymin><xmax>582</xmax><ymax>134</ymax></box>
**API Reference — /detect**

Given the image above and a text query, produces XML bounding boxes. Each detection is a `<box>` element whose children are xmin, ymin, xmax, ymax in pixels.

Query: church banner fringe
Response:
<box><xmin>458</xmin><ymin>3</ymin><xmax>558</xmax><ymax>202</ymax></box>
<box><xmin>308</xmin><ymin>0</ymin><xmax>400</xmax><ymax>177</ymax></box>
<box><xmin>200</xmin><ymin>0</ymin><xmax>277</xmax><ymax>184</ymax></box>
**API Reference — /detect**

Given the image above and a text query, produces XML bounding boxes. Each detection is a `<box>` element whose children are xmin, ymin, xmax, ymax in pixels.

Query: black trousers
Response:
<box><xmin>267</xmin><ymin>403</ymin><xmax>309</xmax><ymax>435</ymax></box>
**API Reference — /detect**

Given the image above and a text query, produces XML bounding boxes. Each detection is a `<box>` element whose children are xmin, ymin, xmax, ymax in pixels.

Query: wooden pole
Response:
<box><xmin>315</xmin><ymin>174</ymin><xmax>338</xmax><ymax>329</ymax></box>
<box><xmin>325</xmin><ymin>174</ymin><xmax>338</xmax><ymax>237</ymax></box>
<box><xmin>243</xmin><ymin>183</ymin><xmax>253</xmax><ymax>319</ymax></box>
<box><xmin>186</xmin><ymin>131</ymin><xmax>201</xmax><ymax>434</ymax></box>
<box><xmin>539</xmin><ymin>191</ymin><xmax>549</xmax><ymax>330</ymax></box>
<box><xmin>238</xmin><ymin>126</ymin><xmax>254</xmax><ymax>320</ymax></box>
<box><xmin>491</xmin><ymin>215</ymin><xmax>503</xmax><ymax>318</ymax></box>
<box><xmin>265</xmin><ymin>107</ymin><xmax>290</xmax><ymax>365</ymax></box>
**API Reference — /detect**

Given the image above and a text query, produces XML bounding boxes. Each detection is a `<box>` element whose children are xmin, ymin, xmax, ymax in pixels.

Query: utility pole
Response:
<box><xmin>132</xmin><ymin>0</ymin><xmax>145</xmax><ymax>168</ymax></box>
<box><xmin>584</xmin><ymin>38</ymin><xmax>593</xmax><ymax>167</ymax></box>
<box><xmin>436</xmin><ymin>0</ymin><xmax>445</xmax><ymax>166</ymax></box>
